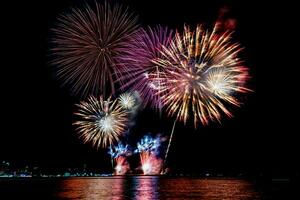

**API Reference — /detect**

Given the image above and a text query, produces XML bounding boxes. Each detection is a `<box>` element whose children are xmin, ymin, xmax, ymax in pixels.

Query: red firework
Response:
<box><xmin>140</xmin><ymin>152</ymin><xmax>163</xmax><ymax>175</ymax></box>
<box><xmin>114</xmin><ymin>156</ymin><xmax>130</xmax><ymax>175</ymax></box>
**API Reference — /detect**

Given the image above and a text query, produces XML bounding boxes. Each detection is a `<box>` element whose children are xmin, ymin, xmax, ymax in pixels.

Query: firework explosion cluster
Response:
<box><xmin>50</xmin><ymin>1</ymin><xmax>251</xmax><ymax>175</ymax></box>
<box><xmin>108</xmin><ymin>143</ymin><xmax>131</xmax><ymax>175</ymax></box>
<box><xmin>135</xmin><ymin>135</ymin><xmax>163</xmax><ymax>175</ymax></box>
<box><xmin>109</xmin><ymin>135</ymin><xmax>164</xmax><ymax>175</ymax></box>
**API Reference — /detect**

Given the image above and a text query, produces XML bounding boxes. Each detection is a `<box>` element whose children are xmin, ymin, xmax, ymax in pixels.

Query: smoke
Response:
<box><xmin>216</xmin><ymin>6</ymin><xmax>237</xmax><ymax>31</ymax></box>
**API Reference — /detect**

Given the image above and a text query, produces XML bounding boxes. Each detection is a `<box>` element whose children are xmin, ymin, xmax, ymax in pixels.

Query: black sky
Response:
<box><xmin>1</xmin><ymin>0</ymin><xmax>298</xmax><ymax>175</ymax></box>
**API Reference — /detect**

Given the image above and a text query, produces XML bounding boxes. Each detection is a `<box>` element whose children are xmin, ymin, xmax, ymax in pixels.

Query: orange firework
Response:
<box><xmin>153</xmin><ymin>24</ymin><xmax>250</xmax><ymax>127</ymax></box>
<box><xmin>73</xmin><ymin>96</ymin><xmax>128</xmax><ymax>149</ymax></box>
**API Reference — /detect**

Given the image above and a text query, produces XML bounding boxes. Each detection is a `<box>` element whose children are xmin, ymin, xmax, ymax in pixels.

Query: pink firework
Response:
<box><xmin>114</xmin><ymin>157</ymin><xmax>130</xmax><ymax>175</ymax></box>
<box><xmin>135</xmin><ymin>135</ymin><xmax>163</xmax><ymax>175</ymax></box>
<box><xmin>109</xmin><ymin>143</ymin><xmax>131</xmax><ymax>175</ymax></box>
<box><xmin>117</xmin><ymin>26</ymin><xmax>174</xmax><ymax>109</ymax></box>
<box><xmin>51</xmin><ymin>1</ymin><xmax>138</xmax><ymax>97</ymax></box>
<box><xmin>140</xmin><ymin>152</ymin><xmax>163</xmax><ymax>175</ymax></box>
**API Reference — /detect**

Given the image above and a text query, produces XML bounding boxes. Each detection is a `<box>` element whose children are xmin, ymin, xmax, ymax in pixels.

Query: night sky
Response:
<box><xmin>1</xmin><ymin>0</ymin><xmax>297</xmax><ymax>176</ymax></box>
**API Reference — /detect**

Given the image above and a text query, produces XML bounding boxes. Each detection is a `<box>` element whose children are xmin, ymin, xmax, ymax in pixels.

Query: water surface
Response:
<box><xmin>0</xmin><ymin>176</ymin><xmax>287</xmax><ymax>199</ymax></box>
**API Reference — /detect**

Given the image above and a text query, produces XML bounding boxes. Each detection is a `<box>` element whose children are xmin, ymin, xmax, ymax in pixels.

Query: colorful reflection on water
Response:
<box><xmin>56</xmin><ymin>177</ymin><xmax>261</xmax><ymax>200</ymax></box>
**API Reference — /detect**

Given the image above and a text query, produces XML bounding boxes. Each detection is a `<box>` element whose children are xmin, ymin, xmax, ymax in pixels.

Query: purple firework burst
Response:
<box><xmin>116</xmin><ymin>26</ymin><xmax>174</xmax><ymax>109</ymax></box>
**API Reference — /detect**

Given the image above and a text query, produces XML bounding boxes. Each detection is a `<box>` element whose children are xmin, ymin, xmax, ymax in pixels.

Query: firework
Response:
<box><xmin>135</xmin><ymin>135</ymin><xmax>160</xmax><ymax>154</ymax></box>
<box><xmin>51</xmin><ymin>1</ymin><xmax>138</xmax><ymax>97</ymax></box>
<box><xmin>109</xmin><ymin>143</ymin><xmax>131</xmax><ymax>175</ymax></box>
<box><xmin>117</xmin><ymin>91</ymin><xmax>141</xmax><ymax>136</ymax></box>
<box><xmin>118</xmin><ymin>92</ymin><xmax>140</xmax><ymax>111</ymax></box>
<box><xmin>153</xmin><ymin>24</ymin><xmax>250</xmax><ymax>127</ymax></box>
<box><xmin>74</xmin><ymin>96</ymin><xmax>128</xmax><ymax>148</ymax></box>
<box><xmin>114</xmin><ymin>156</ymin><xmax>130</xmax><ymax>175</ymax></box>
<box><xmin>117</xmin><ymin>26</ymin><xmax>174</xmax><ymax>109</ymax></box>
<box><xmin>140</xmin><ymin>152</ymin><xmax>163</xmax><ymax>175</ymax></box>
<box><xmin>135</xmin><ymin>135</ymin><xmax>163</xmax><ymax>175</ymax></box>
<box><xmin>109</xmin><ymin>143</ymin><xmax>131</xmax><ymax>158</ymax></box>
<box><xmin>118</xmin><ymin>93</ymin><xmax>135</xmax><ymax>110</ymax></box>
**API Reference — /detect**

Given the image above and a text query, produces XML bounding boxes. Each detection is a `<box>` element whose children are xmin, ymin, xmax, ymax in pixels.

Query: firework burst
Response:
<box><xmin>135</xmin><ymin>135</ymin><xmax>163</xmax><ymax>175</ymax></box>
<box><xmin>117</xmin><ymin>91</ymin><xmax>141</xmax><ymax>132</ymax></box>
<box><xmin>140</xmin><ymin>152</ymin><xmax>163</xmax><ymax>175</ymax></box>
<box><xmin>109</xmin><ymin>143</ymin><xmax>131</xmax><ymax>158</ymax></box>
<box><xmin>109</xmin><ymin>143</ymin><xmax>131</xmax><ymax>175</ymax></box>
<box><xmin>153</xmin><ymin>24</ymin><xmax>250</xmax><ymax>127</ymax></box>
<box><xmin>114</xmin><ymin>157</ymin><xmax>130</xmax><ymax>175</ymax></box>
<box><xmin>117</xmin><ymin>26</ymin><xmax>174</xmax><ymax>109</ymax></box>
<box><xmin>74</xmin><ymin>96</ymin><xmax>128</xmax><ymax>149</ymax></box>
<box><xmin>135</xmin><ymin>135</ymin><xmax>160</xmax><ymax>154</ymax></box>
<box><xmin>51</xmin><ymin>1</ymin><xmax>138</xmax><ymax>97</ymax></box>
<box><xmin>118</xmin><ymin>92</ymin><xmax>139</xmax><ymax>110</ymax></box>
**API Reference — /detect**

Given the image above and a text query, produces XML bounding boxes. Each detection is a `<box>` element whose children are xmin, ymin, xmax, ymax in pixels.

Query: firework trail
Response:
<box><xmin>109</xmin><ymin>143</ymin><xmax>131</xmax><ymax>175</ymax></box>
<box><xmin>163</xmin><ymin>119</ymin><xmax>177</xmax><ymax>167</ymax></box>
<box><xmin>153</xmin><ymin>24</ymin><xmax>250</xmax><ymax>127</ymax></box>
<box><xmin>73</xmin><ymin>96</ymin><xmax>128</xmax><ymax>149</ymax></box>
<box><xmin>116</xmin><ymin>26</ymin><xmax>174</xmax><ymax>109</ymax></box>
<box><xmin>51</xmin><ymin>1</ymin><xmax>138</xmax><ymax>97</ymax></box>
<box><xmin>135</xmin><ymin>135</ymin><xmax>163</xmax><ymax>175</ymax></box>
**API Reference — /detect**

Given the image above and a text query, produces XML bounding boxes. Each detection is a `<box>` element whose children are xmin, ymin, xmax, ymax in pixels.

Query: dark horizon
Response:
<box><xmin>1</xmin><ymin>0</ymin><xmax>298</xmax><ymax>177</ymax></box>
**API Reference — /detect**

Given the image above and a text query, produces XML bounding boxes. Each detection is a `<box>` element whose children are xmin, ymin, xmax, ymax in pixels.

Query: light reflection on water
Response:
<box><xmin>56</xmin><ymin>177</ymin><xmax>261</xmax><ymax>200</ymax></box>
